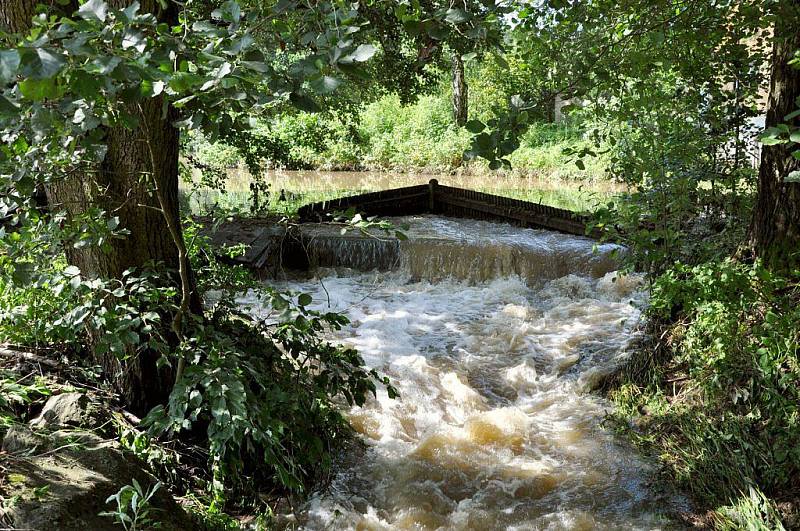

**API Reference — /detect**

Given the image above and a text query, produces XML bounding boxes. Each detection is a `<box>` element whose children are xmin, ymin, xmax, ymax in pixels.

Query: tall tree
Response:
<box><xmin>1</xmin><ymin>0</ymin><xmax>197</xmax><ymax>413</ymax></box>
<box><xmin>452</xmin><ymin>52</ymin><xmax>468</xmax><ymax>126</ymax></box>
<box><xmin>749</xmin><ymin>1</ymin><xmax>800</xmax><ymax>266</ymax></box>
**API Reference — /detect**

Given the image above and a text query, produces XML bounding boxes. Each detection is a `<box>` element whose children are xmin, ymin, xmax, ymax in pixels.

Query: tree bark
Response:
<box><xmin>2</xmin><ymin>0</ymin><xmax>198</xmax><ymax>414</ymax></box>
<box><xmin>452</xmin><ymin>52</ymin><xmax>468</xmax><ymax>126</ymax></box>
<box><xmin>749</xmin><ymin>1</ymin><xmax>800</xmax><ymax>266</ymax></box>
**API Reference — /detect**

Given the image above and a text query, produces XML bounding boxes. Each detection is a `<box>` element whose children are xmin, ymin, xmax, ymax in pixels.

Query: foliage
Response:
<box><xmin>0</xmin><ymin>371</ymin><xmax>51</xmax><ymax>430</ymax></box>
<box><xmin>0</xmin><ymin>218</ymin><xmax>175</xmax><ymax>362</ymax></box>
<box><xmin>100</xmin><ymin>479</ymin><xmax>162</xmax><ymax>531</ymax></box>
<box><xmin>610</xmin><ymin>258</ymin><xmax>799</xmax><ymax>522</ymax></box>
<box><xmin>715</xmin><ymin>486</ymin><xmax>787</xmax><ymax>531</ymax></box>
<box><xmin>186</xmin><ymin>90</ymin><xmax>602</xmax><ymax>178</ymax></box>
<box><xmin>139</xmin><ymin>221</ymin><xmax>396</xmax><ymax>499</ymax></box>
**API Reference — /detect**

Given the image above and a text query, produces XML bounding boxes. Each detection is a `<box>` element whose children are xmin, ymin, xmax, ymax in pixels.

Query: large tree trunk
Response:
<box><xmin>749</xmin><ymin>2</ymin><xmax>800</xmax><ymax>266</ymax></box>
<box><xmin>2</xmin><ymin>0</ymin><xmax>198</xmax><ymax>414</ymax></box>
<box><xmin>452</xmin><ymin>52</ymin><xmax>468</xmax><ymax>126</ymax></box>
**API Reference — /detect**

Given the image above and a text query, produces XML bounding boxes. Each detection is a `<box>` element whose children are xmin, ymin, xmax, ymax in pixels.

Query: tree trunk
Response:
<box><xmin>452</xmin><ymin>52</ymin><xmax>468</xmax><ymax>126</ymax></box>
<box><xmin>2</xmin><ymin>0</ymin><xmax>198</xmax><ymax>414</ymax></box>
<box><xmin>748</xmin><ymin>2</ymin><xmax>800</xmax><ymax>266</ymax></box>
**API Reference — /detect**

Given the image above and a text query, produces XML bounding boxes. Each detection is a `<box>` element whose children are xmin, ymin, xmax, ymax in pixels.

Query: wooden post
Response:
<box><xmin>428</xmin><ymin>179</ymin><xmax>438</xmax><ymax>212</ymax></box>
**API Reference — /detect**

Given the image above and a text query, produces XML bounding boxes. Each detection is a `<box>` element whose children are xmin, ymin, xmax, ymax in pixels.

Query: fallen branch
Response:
<box><xmin>0</xmin><ymin>345</ymin><xmax>61</xmax><ymax>368</ymax></box>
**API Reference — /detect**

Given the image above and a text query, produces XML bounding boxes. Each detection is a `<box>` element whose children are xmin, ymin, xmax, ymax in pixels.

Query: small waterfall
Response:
<box><xmin>304</xmin><ymin>234</ymin><xmax>402</xmax><ymax>271</ymax></box>
<box><xmin>297</xmin><ymin>215</ymin><xmax>622</xmax><ymax>283</ymax></box>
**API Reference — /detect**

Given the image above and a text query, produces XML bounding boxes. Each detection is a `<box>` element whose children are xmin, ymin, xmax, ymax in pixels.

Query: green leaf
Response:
<box><xmin>350</xmin><ymin>44</ymin><xmax>376</xmax><ymax>63</ymax></box>
<box><xmin>0</xmin><ymin>95</ymin><xmax>19</xmax><ymax>115</ymax></box>
<box><xmin>760</xmin><ymin>136</ymin><xmax>784</xmax><ymax>146</ymax></box>
<box><xmin>309</xmin><ymin>75</ymin><xmax>341</xmax><ymax>94</ymax></box>
<box><xmin>169</xmin><ymin>72</ymin><xmax>203</xmax><ymax>92</ymax></box>
<box><xmin>298</xmin><ymin>293</ymin><xmax>312</xmax><ymax>306</ymax></box>
<box><xmin>760</xmin><ymin>129</ymin><xmax>785</xmax><ymax>146</ymax></box>
<box><xmin>122</xmin><ymin>29</ymin><xmax>146</xmax><ymax>53</ymax></box>
<box><xmin>19</xmin><ymin>78</ymin><xmax>59</xmax><ymax>101</ymax></box>
<box><xmin>241</xmin><ymin>61</ymin><xmax>270</xmax><ymax>73</ymax></box>
<box><xmin>789</xmin><ymin>131</ymin><xmax>800</xmax><ymax>143</ymax></box>
<box><xmin>445</xmin><ymin>8</ymin><xmax>472</xmax><ymax>24</ymax></box>
<box><xmin>786</xmin><ymin>170</ymin><xmax>800</xmax><ymax>183</ymax></box>
<box><xmin>91</xmin><ymin>56</ymin><xmax>122</xmax><ymax>75</ymax></box>
<box><xmin>0</xmin><ymin>50</ymin><xmax>20</xmax><ymax>84</ymax></box>
<box><xmin>289</xmin><ymin>91</ymin><xmax>320</xmax><ymax>113</ymax></box>
<box><xmin>465</xmin><ymin>119</ymin><xmax>485</xmax><ymax>133</ymax></box>
<box><xmin>77</xmin><ymin>0</ymin><xmax>108</xmax><ymax>23</ymax></box>
<box><xmin>575</xmin><ymin>159</ymin><xmax>585</xmax><ymax>170</ymax></box>
<box><xmin>784</xmin><ymin>109</ymin><xmax>800</xmax><ymax>121</ymax></box>
<box><xmin>426</xmin><ymin>24</ymin><xmax>449</xmax><ymax>40</ymax></box>
<box><xmin>20</xmin><ymin>48</ymin><xmax>65</xmax><ymax>79</ymax></box>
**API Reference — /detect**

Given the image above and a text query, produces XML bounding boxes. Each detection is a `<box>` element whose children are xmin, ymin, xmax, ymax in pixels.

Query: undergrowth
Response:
<box><xmin>608</xmin><ymin>258</ymin><xmax>800</xmax><ymax>527</ymax></box>
<box><xmin>0</xmin><ymin>216</ymin><xmax>397</xmax><ymax>524</ymax></box>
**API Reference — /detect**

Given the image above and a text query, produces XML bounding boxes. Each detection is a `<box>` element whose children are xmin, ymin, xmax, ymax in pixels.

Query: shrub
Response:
<box><xmin>141</xmin><ymin>220</ymin><xmax>397</xmax><ymax>499</ymax></box>
<box><xmin>611</xmin><ymin>258</ymin><xmax>800</xmax><ymax>515</ymax></box>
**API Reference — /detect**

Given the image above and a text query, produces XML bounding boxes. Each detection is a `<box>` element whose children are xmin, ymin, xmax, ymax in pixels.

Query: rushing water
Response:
<box><xmin>245</xmin><ymin>216</ymin><xmax>678</xmax><ymax>530</ymax></box>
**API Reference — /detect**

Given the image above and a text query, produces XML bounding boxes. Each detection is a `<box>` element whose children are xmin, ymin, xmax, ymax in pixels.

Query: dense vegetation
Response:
<box><xmin>185</xmin><ymin>76</ymin><xmax>604</xmax><ymax>178</ymax></box>
<box><xmin>0</xmin><ymin>0</ymin><xmax>798</xmax><ymax>529</ymax></box>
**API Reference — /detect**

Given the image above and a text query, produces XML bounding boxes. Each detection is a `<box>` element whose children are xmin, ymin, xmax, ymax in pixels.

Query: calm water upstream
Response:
<box><xmin>184</xmin><ymin>169</ymin><xmax>625</xmax><ymax>214</ymax></box>
<box><xmin>244</xmin><ymin>215</ymin><xmax>679</xmax><ymax>530</ymax></box>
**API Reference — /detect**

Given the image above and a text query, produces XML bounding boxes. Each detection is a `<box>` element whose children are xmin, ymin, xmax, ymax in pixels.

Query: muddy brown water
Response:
<box><xmin>241</xmin><ymin>215</ymin><xmax>684</xmax><ymax>530</ymax></box>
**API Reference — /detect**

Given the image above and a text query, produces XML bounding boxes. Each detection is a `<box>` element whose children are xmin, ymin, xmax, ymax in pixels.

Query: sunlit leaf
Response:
<box><xmin>77</xmin><ymin>0</ymin><xmax>108</xmax><ymax>23</ymax></box>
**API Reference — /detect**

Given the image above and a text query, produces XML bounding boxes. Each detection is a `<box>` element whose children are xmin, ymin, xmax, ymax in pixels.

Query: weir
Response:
<box><xmin>297</xmin><ymin>179</ymin><xmax>601</xmax><ymax>238</ymax></box>
<box><xmin>206</xmin><ymin>182</ymin><xmax>608</xmax><ymax>279</ymax></box>
<box><xmin>208</xmin><ymin>215</ymin><xmax>619</xmax><ymax>282</ymax></box>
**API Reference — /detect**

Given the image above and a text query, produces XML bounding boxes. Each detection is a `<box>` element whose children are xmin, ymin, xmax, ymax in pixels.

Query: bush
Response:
<box><xmin>358</xmin><ymin>93</ymin><xmax>472</xmax><ymax>170</ymax></box>
<box><xmin>182</xmin><ymin>76</ymin><xmax>603</xmax><ymax>177</ymax></box>
<box><xmin>610</xmin><ymin>258</ymin><xmax>800</xmax><ymax>519</ymax></box>
<box><xmin>141</xmin><ymin>220</ymin><xmax>397</xmax><ymax>499</ymax></box>
<box><xmin>0</xmin><ymin>215</ymin><xmax>397</xmax><ymax>506</ymax></box>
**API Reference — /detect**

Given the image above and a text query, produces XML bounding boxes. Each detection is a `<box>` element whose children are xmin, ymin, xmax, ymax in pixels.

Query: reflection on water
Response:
<box><xmin>182</xmin><ymin>169</ymin><xmax>624</xmax><ymax>214</ymax></box>
<box><xmin>242</xmin><ymin>216</ymin><xmax>679</xmax><ymax>530</ymax></box>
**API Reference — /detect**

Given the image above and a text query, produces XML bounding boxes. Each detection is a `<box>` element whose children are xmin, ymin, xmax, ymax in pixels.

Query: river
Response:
<box><xmin>244</xmin><ymin>215</ymin><xmax>680</xmax><ymax>530</ymax></box>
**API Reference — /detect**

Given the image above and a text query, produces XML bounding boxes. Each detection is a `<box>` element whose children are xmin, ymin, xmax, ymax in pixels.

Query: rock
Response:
<box><xmin>30</xmin><ymin>392</ymin><xmax>99</xmax><ymax>429</ymax></box>
<box><xmin>1</xmin><ymin>424</ymin><xmax>47</xmax><ymax>454</ymax></box>
<box><xmin>3</xmin><ymin>425</ymin><xmax>195</xmax><ymax>530</ymax></box>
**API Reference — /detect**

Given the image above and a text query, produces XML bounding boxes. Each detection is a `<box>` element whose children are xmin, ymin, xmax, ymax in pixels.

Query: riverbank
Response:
<box><xmin>604</xmin><ymin>259</ymin><xmax>800</xmax><ymax>529</ymax></box>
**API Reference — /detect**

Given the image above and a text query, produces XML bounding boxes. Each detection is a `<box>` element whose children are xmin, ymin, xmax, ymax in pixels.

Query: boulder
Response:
<box><xmin>30</xmin><ymin>392</ymin><xmax>99</xmax><ymax>429</ymax></box>
<box><xmin>2</xmin><ymin>425</ymin><xmax>194</xmax><ymax>530</ymax></box>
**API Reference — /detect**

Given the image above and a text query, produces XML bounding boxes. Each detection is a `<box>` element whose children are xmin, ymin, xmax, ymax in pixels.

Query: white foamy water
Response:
<box><xmin>243</xmin><ymin>216</ymin><xmax>677</xmax><ymax>530</ymax></box>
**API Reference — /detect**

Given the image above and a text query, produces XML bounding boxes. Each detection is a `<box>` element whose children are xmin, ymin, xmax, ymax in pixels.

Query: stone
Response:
<box><xmin>30</xmin><ymin>392</ymin><xmax>99</xmax><ymax>429</ymax></box>
<box><xmin>2</xmin><ymin>426</ymin><xmax>194</xmax><ymax>530</ymax></box>
<box><xmin>1</xmin><ymin>423</ymin><xmax>47</xmax><ymax>454</ymax></box>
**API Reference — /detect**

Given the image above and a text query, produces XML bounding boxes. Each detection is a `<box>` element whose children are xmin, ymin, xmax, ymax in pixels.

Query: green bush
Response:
<box><xmin>182</xmin><ymin>78</ymin><xmax>602</xmax><ymax>177</ymax></box>
<box><xmin>0</xmin><ymin>215</ymin><xmax>396</xmax><ymax>505</ymax></box>
<box><xmin>141</xmin><ymin>220</ymin><xmax>397</xmax><ymax>499</ymax></box>
<box><xmin>358</xmin><ymin>93</ymin><xmax>472</xmax><ymax>170</ymax></box>
<box><xmin>611</xmin><ymin>258</ymin><xmax>800</xmax><ymax>518</ymax></box>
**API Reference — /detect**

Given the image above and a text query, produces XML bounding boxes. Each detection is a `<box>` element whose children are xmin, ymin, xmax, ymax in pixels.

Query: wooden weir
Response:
<box><xmin>205</xmin><ymin>180</ymin><xmax>601</xmax><ymax>275</ymax></box>
<box><xmin>297</xmin><ymin>179</ymin><xmax>599</xmax><ymax>238</ymax></box>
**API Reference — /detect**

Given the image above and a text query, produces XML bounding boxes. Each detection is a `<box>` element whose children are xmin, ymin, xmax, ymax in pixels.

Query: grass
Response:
<box><xmin>606</xmin><ymin>259</ymin><xmax>800</xmax><ymax>528</ymax></box>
